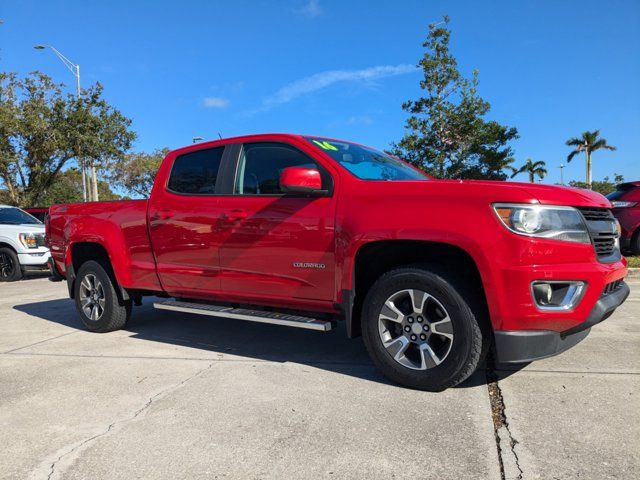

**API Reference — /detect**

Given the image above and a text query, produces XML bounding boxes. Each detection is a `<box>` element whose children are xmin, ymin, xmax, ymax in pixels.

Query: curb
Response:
<box><xmin>627</xmin><ymin>268</ymin><xmax>640</xmax><ymax>278</ymax></box>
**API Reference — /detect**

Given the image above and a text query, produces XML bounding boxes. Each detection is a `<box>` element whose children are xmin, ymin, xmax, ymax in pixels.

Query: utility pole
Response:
<box><xmin>34</xmin><ymin>45</ymin><xmax>90</xmax><ymax>201</ymax></box>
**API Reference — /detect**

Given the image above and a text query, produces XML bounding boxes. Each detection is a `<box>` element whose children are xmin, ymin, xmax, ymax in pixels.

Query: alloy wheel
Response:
<box><xmin>378</xmin><ymin>289</ymin><xmax>454</xmax><ymax>370</ymax></box>
<box><xmin>0</xmin><ymin>252</ymin><xmax>15</xmax><ymax>279</ymax></box>
<box><xmin>79</xmin><ymin>273</ymin><xmax>106</xmax><ymax>321</ymax></box>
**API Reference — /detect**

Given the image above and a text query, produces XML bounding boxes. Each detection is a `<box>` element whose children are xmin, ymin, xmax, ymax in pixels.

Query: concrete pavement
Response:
<box><xmin>496</xmin><ymin>282</ymin><xmax>640</xmax><ymax>479</ymax></box>
<box><xmin>0</xmin><ymin>277</ymin><xmax>638</xmax><ymax>479</ymax></box>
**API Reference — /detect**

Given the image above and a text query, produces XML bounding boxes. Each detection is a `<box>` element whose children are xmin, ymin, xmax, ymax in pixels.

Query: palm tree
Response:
<box><xmin>566</xmin><ymin>130</ymin><xmax>616</xmax><ymax>189</ymax></box>
<box><xmin>511</xmin><ymin>159</ymin><xmax>548</xmax><ymax>183</ymax></box>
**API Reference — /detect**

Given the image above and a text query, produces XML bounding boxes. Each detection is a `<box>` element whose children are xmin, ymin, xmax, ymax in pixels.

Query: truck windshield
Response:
<box><xmin>305</xmin><ymin>137</ymin><xmax>428</xmax><ymax>181</ymax></box>
<box><xmin>0</xmin><ymin>207</ymin><xmax>42</xmax><ymax>225</ymax></box>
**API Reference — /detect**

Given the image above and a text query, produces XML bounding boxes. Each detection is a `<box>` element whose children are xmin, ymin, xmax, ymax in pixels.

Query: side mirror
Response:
<box><xmin>280</xmin><ymin>167</ymin><xmax>325</xmax><ymax>195</ymax></box>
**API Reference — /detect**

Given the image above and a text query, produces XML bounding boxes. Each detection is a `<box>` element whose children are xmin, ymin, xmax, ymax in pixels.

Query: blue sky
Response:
<box><xmin>1</xmin><ymin>0</ymin><xmax>639</xmax><ymax>184</ymax></box>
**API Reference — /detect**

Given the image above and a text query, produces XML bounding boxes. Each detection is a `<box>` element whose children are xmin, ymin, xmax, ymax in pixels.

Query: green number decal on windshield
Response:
<box><xmin>312</xmin><ymin>140</ymin><xmax>339</xmax><ymax>151</ymax></box>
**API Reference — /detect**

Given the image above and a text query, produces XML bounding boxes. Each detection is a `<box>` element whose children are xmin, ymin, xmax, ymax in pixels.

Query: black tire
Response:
<box><xmin>0</xmin><ymin>247</ymin><xmax>23</xmax><ymax>282</ymax></box>
<box><xmin>630</xmin><ymin>229</ymin><xmax>640</xmax><ymax>256</ymax></box>
<box><xmin>74</xmin><ymin>260</ymin><xmax>131</xmax><ymax>332</ymax></box>
<box><xmin>361</xmin><ymin>265</ymin><xmax>488</xmax><ymax>391</ymax></box>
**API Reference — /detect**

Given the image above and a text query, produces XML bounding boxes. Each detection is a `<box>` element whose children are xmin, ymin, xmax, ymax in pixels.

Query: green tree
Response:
<box><xmin>0</xmin><ymin>189</ymin><xmax>11</xmax><ymax>204</ymax></box>
<box><xmin>566</xmin><ymin>130</ymin><xmax>616</xmax><ymax>189</ymax></box>
<box><xmin>39</xmin><ymin>168</ymin><xmax>123</xmax><ymax>206</ymax></box>
<box><xmin>108</xmin><ymin>148</ymin><xmax>169</xmax><ymax>198</ymax></box>
<box><xmin>510</xmin><ymin>158</ymin><xmax>547</xmax><ymax>183</ymax></box>
<box><xmin>568</xmin><ymin>174</ymin><xmax>624</xmax><ymax>196</ymax></box>
<box><xmin>0</xmin><ymin>71</ymin><xmax>135</xmax><ymax>207</ymax></box>
<box><xmin>72</xmin><ymin>84</ymin><xmax>136</xmax><ymax>201</ymax></box>
<box><xmin>0</xmin><ymin>72</ymin><xmax>69</xmax><ymax>206</ymax></box>
<box><xmin>391</xmin><ymin>16</ymin><xmax>518</xmax><ymax>180</ymax></box>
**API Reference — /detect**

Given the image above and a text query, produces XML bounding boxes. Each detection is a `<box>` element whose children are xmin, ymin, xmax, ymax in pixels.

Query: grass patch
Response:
<box><xmin>626</xmin><ymin>256</ymin><xmax>640</xmax><ymax>268</ymax></box>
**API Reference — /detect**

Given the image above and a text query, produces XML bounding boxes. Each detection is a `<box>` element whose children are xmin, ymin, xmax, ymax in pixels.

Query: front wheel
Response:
<box><xmin>631</xmin><ymin>229</ymin><xmax>640</xmax><ymax>256</ymax></box>
<box><xmin>0</xmin><ymin>247</ymin><xmax>23</xmax><ymax>282</ymax></box>
<box><xmin>361</xmin><ymin>266</ymin><xmax>487</xmax><ymax>391</ymax></box>
<box><xmin>74</xmin><ymin>260</ymin><xmax>131</xmax><ymax>332</ymax></box>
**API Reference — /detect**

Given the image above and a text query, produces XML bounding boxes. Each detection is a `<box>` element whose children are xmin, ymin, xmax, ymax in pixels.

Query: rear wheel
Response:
<box><xmin>74</xmin><ymin>260</ymin><xmax>131</xmax><ymax>332</ymax></box>
<box><xmin>0</xmin><ymin>247</ymin><xmax>23</xmax><ymax>282</ymax></box>
<box><xmin>361</xmin><ymin>265</ymin><xmax>487</xmax><ymax>391</ymax></box>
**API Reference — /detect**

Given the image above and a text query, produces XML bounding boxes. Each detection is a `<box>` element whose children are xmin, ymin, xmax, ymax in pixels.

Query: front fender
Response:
<box><xmin>0</xmin><ymin>235</ymin><xmax>22</xmax><ymax>254</ymax></box>
<box><xmin>340</xmin><ymin>230</ymin><xmax>500</xmax><ymax>314</ymax></box>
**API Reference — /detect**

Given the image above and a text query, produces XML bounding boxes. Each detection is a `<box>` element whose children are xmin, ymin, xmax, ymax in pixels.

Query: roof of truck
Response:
<box><xmin>168</xmin><ymin>133</ymin><xmax>377</xmax><ymax>159</ymax></box>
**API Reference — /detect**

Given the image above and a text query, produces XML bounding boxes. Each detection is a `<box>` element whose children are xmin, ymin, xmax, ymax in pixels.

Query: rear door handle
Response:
<box><xmin>221</xmin><ymin>209</ymin><xmax>248</xmax><ymax>222</ymax></box>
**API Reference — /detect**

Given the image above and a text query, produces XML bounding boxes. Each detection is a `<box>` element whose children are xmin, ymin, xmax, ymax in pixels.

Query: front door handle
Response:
<box><xmin>151</xmin><ymin>209</ymin><xmax>174</xmax><ymax>221</ymax></box>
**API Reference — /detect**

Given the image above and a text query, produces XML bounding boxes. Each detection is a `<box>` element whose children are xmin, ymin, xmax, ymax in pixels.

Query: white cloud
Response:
<box><xmin>203</xmin><ymin>96</ymin><xmax>229</xmax><ymax>108</ymax></box>
<box><xmin>258</xmin><ymin>64</ymin><xmax>415</xmax><ymax>112</ymax></box>
<box><xmin>346</xmin><ymin>115</ymin><xmax>374</xmax><ymax>125</ymax></box>
<box><xmin>297</xmin><ymin>0</ymin><xmax>322</xmax><ymax>18</ymax></box>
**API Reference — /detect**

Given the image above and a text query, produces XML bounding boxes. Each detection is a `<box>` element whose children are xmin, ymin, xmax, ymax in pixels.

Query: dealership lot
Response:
<box><xmin>0</xmin><ymin>277</ymin><xmax>638</xmax><ymax>479</ymax></box>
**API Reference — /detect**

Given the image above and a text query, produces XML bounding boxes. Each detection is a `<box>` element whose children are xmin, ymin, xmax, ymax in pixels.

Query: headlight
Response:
<box><xmin>611</xmin><ymin>201</ymin><xmax>637</xmax><ymax>208</ymax></box>
<box><xmin>19</xmin><ymin>233</ymin><xmax>42</xmax><ymax>249</ymax></box>
<box><xmin>493</xmin><ymin>204</ymin><xmax>590</xmax><ymax>244</ymax></box>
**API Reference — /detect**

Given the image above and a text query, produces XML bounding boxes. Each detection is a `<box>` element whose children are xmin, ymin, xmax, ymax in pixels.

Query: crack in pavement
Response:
<box><xmin>33</xmin><ymin>361</ymin><xmax>215</xmax><ymax>480</ymax></box>
<box><xmin>496</xmin><ymin>368</ymin><xmax>640</xmax><ymax>375</ymax></box>
<box><xmin>3</xmin><ymin>331</ymin><xmax>77</xmax><ymax>354</ymax></box>
<box><xmin>5</xmin><ymin>351</ymin><xmax>376</xmax><ymax>367</ymax></box>
<box><xmin>486</xmin><ymin>358</ymin><xmax>524</xmax><ymax>480</ymax></box>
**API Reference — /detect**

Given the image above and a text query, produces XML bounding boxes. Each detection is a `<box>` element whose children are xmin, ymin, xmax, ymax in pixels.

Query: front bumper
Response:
<box><xmin>17</xmin><ymin>250</ymin><xmax>51</xmax><ymax>268</ymax></box>
<box><xmin>494</xmin><ymin>281</ymin><xmax>630</xmax><ymax>363</ymax></box>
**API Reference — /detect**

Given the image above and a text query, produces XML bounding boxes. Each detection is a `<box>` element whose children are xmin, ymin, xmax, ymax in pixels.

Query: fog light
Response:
<box><xmin>531</xmin><ymin>281</ymin><xmax>585</xmax><ymax>311</ymax></box>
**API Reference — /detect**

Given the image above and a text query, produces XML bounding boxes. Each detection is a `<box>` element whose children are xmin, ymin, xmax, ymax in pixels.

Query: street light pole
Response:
<box><xmin>34</xmin><ymin>45</ymin><xmax>88</xmax><ymax>202</ymax></box>
<box><xmin>559</xmin><ymin>164</ymin><xmax>565</xmax><ymax>186</ymax></box>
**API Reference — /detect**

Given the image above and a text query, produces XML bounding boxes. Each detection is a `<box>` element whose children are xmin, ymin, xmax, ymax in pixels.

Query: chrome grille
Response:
<box><xmin>35</xmin><ymin>233</ymin><xmax>47</xmax><ymax>248</ymax></box>
<box><xmin>579</xmin><ymin>208</ymin><xmax>614</xmax><ymax>221</ymax></box>
<box><xmin>576</xmin><ymin>207</ymin><xmax>618</xmax><ymax>261</ymax></box>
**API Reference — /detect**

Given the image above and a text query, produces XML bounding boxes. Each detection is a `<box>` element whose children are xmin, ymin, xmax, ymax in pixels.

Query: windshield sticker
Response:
<box><xmin>312</xmin><ymin>140</ymin><xmax>339</xmax><ymax>151</ymax></box>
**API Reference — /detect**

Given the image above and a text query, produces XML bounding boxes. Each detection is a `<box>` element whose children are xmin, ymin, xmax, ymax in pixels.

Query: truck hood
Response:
<box><xmin>438</xmin><ymin>179</ymin><xmax>611</xmax><ymax>208</ymax></box>
<box><xmin>0</xmin><ymin>223</ymin><xmax>45</xmax><ymax>234</ymax></box>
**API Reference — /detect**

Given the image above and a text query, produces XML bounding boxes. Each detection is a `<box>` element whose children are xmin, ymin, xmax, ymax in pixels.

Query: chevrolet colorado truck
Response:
<box><xmin>47</xmin><ymin>134</ymin><xmax>630</xmax><ymax>390</ymax></box>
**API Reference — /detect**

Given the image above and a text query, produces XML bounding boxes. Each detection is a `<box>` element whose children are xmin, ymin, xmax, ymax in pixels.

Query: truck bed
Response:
<box><xmin>48</xmin><ymin>199</ymin><xmax>162</xmax><ymax>291</ymax></box>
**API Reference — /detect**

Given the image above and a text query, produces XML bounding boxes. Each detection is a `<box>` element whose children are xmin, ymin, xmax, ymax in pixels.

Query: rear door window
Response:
<box><xmin>167</xmin><ymin>147</ymin><xmax>225</xmax><ymax>194</ymax></box>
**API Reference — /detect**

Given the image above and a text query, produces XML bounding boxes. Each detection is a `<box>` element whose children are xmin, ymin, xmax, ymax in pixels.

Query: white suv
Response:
<box><xmin>0</xmin><ymin>205</ymin><xmax>51</xmax><ymax>282</ymax></box>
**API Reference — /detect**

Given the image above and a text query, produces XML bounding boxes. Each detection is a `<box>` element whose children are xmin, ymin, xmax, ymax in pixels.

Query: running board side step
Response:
<box><xmin>153</xmin><ymin>300</ymin><xmax>332</xmax><ymax>332</ymax></box>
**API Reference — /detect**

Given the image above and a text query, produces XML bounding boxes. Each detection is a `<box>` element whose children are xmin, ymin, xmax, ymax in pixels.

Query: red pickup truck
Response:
<box><xmin>47</xmin><ymin>134</ymin><xmax>629</xmax><ymax>390</ymax></box>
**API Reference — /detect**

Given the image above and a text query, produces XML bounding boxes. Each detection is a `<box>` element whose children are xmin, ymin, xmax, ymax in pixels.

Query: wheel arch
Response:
<box><xmin>0</xmin><ymin>241</ymin><xmax>18</xmax><ymax>252</ymax></box>
<box><xmin>631</xmin><ymin>224</ymin><xmax>640</xmax><ymax>254</ymax></box>
<box><xmin>345</xmin><ymin>240</ymin><xmax>491</xmax><ymax>339</ymax></box>
<box><xmin>67</xmin><ymin>241</ymin><xmax>130</xmax><ymax>303</ymax></box>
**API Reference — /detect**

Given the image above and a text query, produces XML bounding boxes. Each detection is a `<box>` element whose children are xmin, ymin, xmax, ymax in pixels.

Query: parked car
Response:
<box><xmin>0</xmin><ymin>205</ymin><xmax>51</xmax><ymax>281</ymax></box>
<box><xmin>46</xmin><ymin>134</ymin><xmax>629</xmax><ymax>390</ymax></box>
<box><xmin>24</xmin><ymin>207</ymin><xmax>49</xmax><ymax>223</ymax></box>
<box><xmin>607</xmin><ymin>181</ymin><xmax>640</xmax><ymax>255</ymax></box>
